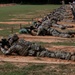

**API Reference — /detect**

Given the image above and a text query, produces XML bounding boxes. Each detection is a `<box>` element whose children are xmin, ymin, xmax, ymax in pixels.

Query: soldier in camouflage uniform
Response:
<box><xmin>0</xmin><ymin>34</ymin><xmax>75</xmax><ymax>61</ymax></box>
<box><xmin>32</xmin><ymin>17</ymin><xmax>74</xmax><ymax>38</ymax></box>
<box><xmin>35</xmin><ymin>25</ymin><xmax>73</xmax><ymax>38</ymax></box>
<box><xmin>42</xmin><ymin>12</ymin><xmax>64</xmax><ymax>22</ymax></box>
<box><xmin>41</xmin><ymin>5</ymin><xmax>67</xmax><ymax>22</ymax></box>
<box><xmin>69</xmin><ymin>2</ymin><xmax>75</xmax><ymax>21</ymax></box>
<box><xmin>40</xmin><ymin>16</ymin><xmax>73</xmax><ymax>30</ymax></box>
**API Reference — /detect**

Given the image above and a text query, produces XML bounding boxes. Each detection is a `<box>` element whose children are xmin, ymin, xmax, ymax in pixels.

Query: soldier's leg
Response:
<box><xmin>30</xmin><ymin>43</ymin><xmax>66</xmax><ymax>59</ymax></box>
<box><xmin>26</xmin><ymin>42</ymin><xmax>74</xmax><ymax>61</ymax></box>
<box><xmin>70</xmin><ymin>53</ymin><xmax>75</xmax><ymax>61</ymax></box>
<box><xmin>48</xmin><ymin>28</ymin><xmax>61</xmax><ymax>37</ymax></box>
<box><xmin>52</xmin><ymin>23</ymin><xmax>66</xmax><ymax>29</ymax></box>
<box><xmin>36</xmin><ymin>47</ymin><xmax>71</xmax><ymax>60</ymax></box>
<box><xmin>59</xmin><ymin>31</ymin><xmax>74</xmax><ymax>38</ymax></box>
<box><xmin>28</xmin><ymin>43</ymin><xmax>46</xmax><ymax>56</ymax></box>
<box><xmin>59</xmin><ymin>33</ymin><xmax>72</xmax><ymax>38</ymax></box>
<box><xmin>55</xmin><ymin>51</ymin><xmax>71</xmax><ymax>60</ymax></box>
<box><xmin>48</xmin><ymin>28</ymin><xmax>72</xmax><ymax>38</ymax></box>
<box><xmin>37</xmin><ymin>26</ymin><xmax>45</xmax><ymax>36</ymax></box>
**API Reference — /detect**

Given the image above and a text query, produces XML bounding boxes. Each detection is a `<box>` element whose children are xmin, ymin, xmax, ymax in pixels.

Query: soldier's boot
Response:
<box><xmin>71</xmin><ymin>56</ymin><xmax>75</xmax><ymax>61</ymax></box>
<box><xmin>54</xmin><ymin>51</ymin><xmax>71</xmax><ymax>60</ymax></box>
<box><xmin>59</xmin><ymin>34</ymin><xmax>73</xmax><ymax>38</ymax></box>
<box><xmin>70</xmin><ymin>52</ymin><xmax>75</xmax><ymax>61</ymax></box>
<box><xmin>71</xmin><ymin>55</ymin><xmax>75</xmax><ymax>61</ymax></box>
<box><xmin>35</xmin><ymin>45</ymin><xmax>72</xmax><ymax>61</ymax></box>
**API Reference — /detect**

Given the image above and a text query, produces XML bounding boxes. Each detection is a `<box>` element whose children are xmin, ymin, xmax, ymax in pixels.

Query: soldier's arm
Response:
<box><xmin>52</xmin><ymin>23</ymin><xmax>59</xmax><ymax>27</ymax></box>
<box><xmin>0</xmin><ymin>48</ymin><xmax>11</xmax><ymax>55</ymax></box>
<box><xmin>52</xmin><ymin>23</ymin><xmax>66</xmax><ymax>29</ymax></box>
<box><xmin>0</xmin><ymin>45</ymin><xmax>16</xmax><ymax>55</ymax></box>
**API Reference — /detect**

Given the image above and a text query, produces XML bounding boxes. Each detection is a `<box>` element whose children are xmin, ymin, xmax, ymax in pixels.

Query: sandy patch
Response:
<box><xmin>0</xmin><ymin>21</ymin><xmax>31</xmax><ymax>25</ymax></box>
<box><xmin>18</xmin><ymin>34</ymin><xmax>73</xmax><ymax>43</ymax></box>
<box><xmin>0</xmin><ymin>54</ymin><xmax>74</xmax><ymax>64</ymax></box>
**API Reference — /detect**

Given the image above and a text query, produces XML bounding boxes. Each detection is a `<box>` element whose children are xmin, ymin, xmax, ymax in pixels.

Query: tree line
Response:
<box><xmin>0</xmin><ymin>0</ymin><xmax>73</xmax><ymax>4</ymax></box>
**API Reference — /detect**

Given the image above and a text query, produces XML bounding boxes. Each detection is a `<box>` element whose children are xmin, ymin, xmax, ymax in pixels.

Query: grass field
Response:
<box><xmin>0</xmin><ymin>5</ymin><xmax>60</xmax><ymax>21</ymax></box>
<box><xmin>0</xmin><ymin>4</ymin><xmax>60</xmax><ymax>36</ymax></box>
<box><xmin>0</xmin><ymin>62</ymin><xmax>75</xmax><ymax>75</ymax></box>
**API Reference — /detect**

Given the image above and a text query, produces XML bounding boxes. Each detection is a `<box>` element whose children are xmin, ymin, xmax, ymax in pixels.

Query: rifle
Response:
<box><xmin>0</xmin><ymin>39</ymin><xmax>10</xmax><ymax>48</ymax></box>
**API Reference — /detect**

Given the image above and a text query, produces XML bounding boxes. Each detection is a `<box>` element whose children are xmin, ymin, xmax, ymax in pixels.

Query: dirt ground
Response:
<box><xmin>0</xmin><ymin>55</ymin><xmax>75</xmax><ymax>64</ymax></box>
<box><xmin>0</xmin><ymin>21</ymin><xmax>31</xmax><ymax>25</ymax></box>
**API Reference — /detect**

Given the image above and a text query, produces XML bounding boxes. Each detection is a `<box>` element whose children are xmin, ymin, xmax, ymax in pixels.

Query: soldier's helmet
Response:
<box><xmin>50</xmin><ymin>17</ymin><xmax>58</xmax><ymax>23</ymax></box>
<box><xmin>32</xmin><ymin>21</ymin><xmax>37</xmax><ymax>25</ymax></box>
<box><xmin>1</xmin><ymin>38</ymin><xmax>8</xmax><ymax>45</ymax></box>
<box><xmin>8</xmin><ymin>34</ymin><xmax>19</xmax><ymax>45</ymax></box>
<box><xmin>0</xmin><ymin>38</ymin><xmax>10</xmax><ymax>48</ymax></box>
<box><xmin>1</xmin><ymin>38</ymin><xmax>7</xmax><ymax>42</ymax></box>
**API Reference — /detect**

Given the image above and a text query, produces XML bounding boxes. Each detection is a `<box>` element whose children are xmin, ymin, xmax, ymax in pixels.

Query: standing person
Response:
<box><xmin>62</xmin><ymin>0</ymin><xmax>65</xmax><ymax>10</ymax></box>
<box><xmin>62</xmin><ymin>0</ymin><xmax>65</xmax><ymax>6</ymax></box>
<box><xmin>73</xmin><ymin>0</ymin><xmax>75</xmax><ymax>4</ymax></box>
<box><xmin>69</xmin><ymin>2</ymin><xmax>75</xmax><ymax>21</ymax></box>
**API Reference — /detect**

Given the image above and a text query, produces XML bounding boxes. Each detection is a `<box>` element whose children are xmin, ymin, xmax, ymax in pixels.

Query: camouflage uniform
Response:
<box><xmin>69</xmin><ymin>2</ymin><xmax>75</xmax><ymax>21</ymax></box>
<box><xmin>41</xmin><ymin>18</ymin><xmax>65</xmax><ymax>30</ymax></box>
<box><xmin>47</xmin><ymin>28</ymin><xmax>73</xmax><ymax>38</ymax></box>
<box><xmin>0</xmin><ymin>39</ymin><xmax>72</xmax><ymax>60</ymax></box>
<box><xmin>41</xmin><ymin>5</ymin><xmax>66</xmax><ymax>22</ymax></box>
<box><xmin>0</xmin><ymin>34</ymin><xmax>75</xmax><ymax>61</ymax></box>
<box><xmin>36</xmin><ymin>24</ymin><xmax>73</xmax><ymax>38</ymax></box>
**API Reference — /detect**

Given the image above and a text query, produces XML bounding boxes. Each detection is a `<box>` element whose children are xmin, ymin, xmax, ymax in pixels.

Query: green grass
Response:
<box><xmin>0</xmin><ymin>29</ymin><xmax>19</xmax><ymax>36</ymax></box>
<box><xmin>0</xmin><ymin>24</ymin><xmax>29</xmax><ymax>29</ymax></box>
<box><xmin>0</xmin><ymin>23</ymin><xmax>30</xmax><ymax>36</ymax></box>
<box><xmin>0</xmin><ymin>5</ymin><xmax>60</xmax><ymax>21</ymax></box>
<box><xmin>34</xmin><ymin>41</ymin><xmax>75</xmax><ymax>47</ymax></box>
<box><xmin>0</xmin><ymin>63</ymin><xmax>75</xmax><ymax>75</ymax></box>
<box><xmin>0</xmin><ymin>5</ymin><xmax>60</xmax><ymax>37</ymax></box>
